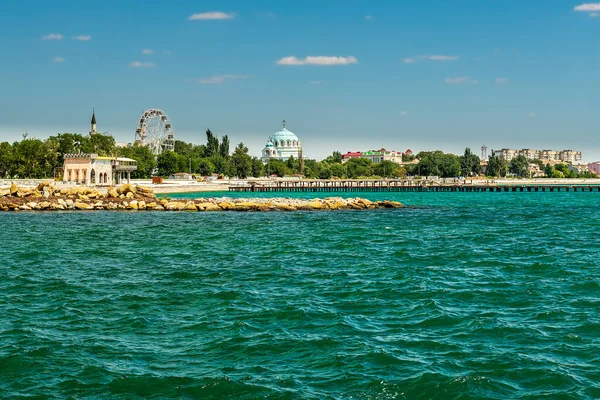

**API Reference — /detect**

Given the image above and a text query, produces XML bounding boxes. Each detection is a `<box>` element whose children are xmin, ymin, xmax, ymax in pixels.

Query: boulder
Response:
<box><xmin>125</xmin><ymin>191</ymin><xmax>134</xmax><ymax>199</ymax></box>
<box><xmin>9</xmin><ymin>183</ymin><xmax>19</xmax><ymax>196</ymax></box>
<box><xmin>117</xmin><ymin>184</ymin><xmax>136</xmax><ymax>195</ymax></box>
<box><xmin>107</xmin><ymin>186</ymin><xmax>119</xmax><ymax>198</ymax></box>
<box><xmin>137</xmin><ymin>200</ymin><xmax>146</xmax><ymax>210</ymax></box>
<box><xmin>74</xmin><ymin>202</ymin><xmax>93</xmax><ymax>210</ymax></box>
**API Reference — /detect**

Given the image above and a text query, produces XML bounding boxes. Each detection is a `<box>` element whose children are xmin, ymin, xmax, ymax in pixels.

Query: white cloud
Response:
<box><xmin>528</xmin><ymin>112</ymin><xmax>537</xmax><ymax>118</ymax></box>
<box><xmin>574</xmin><ymin>3</ymin><xmax>600</xmax><ymax>11</ymax></box>
<box><xmin>41</xmin><ymin>33</ymin><xmax>63</xmax><ymax>40</ymax></box>
<box><xmin>188</xmin><ymin>12</ymin><xmax>235</xmax><ymax>20</ymax></box>
<box><xmin>404</xmin><ymin>54</ymin><xmax>459</xmax><ymax>64</ymax></box>
<box><xmin>52</xmin><ymin>57</ymin><xmax>65</xmax><ymax>63</ymax></box>
<box><xmin>197</xmin><ymin>74</ymin><xmax>247</xmax><ymax>84</ymax></box>
<box><xmin>276</xmin><ymin>56</ymin><xmax>358</xmax><ymax>66</ymax></box>
<box><xmin>365</xmin><ymin>15</ymin><xmax>373</xmax><ymax>20</ymax></box>
<box><xmin>142</xmin><ymin>49</ymin><xmax>154</xmax><ymax>54</ymax></box>
<box><xmin>129</xmin><ymin>61</ymin><xmax>155</xmax><ymax>68</ymax></box>
<box><xmin>445</xmin><ymin>76</ymin><xmax>477</xmax><ymax>84</ymax></box>
<box><xmin>309</xmin><ymin>80</ymin><xmax>323</xmax><ymax>85</ymax></box>
<box><xmin>495</xmin><ymin>77</ymin><xmax>509</xmax><ymax>84</ymax></box>
<box><xmin>73</xmin><ymin>35</ymin><xmax>91</xmax><ymax>41</ymax></box>
<box><xmin>400</xmin><ymin>111</ymin><xmax>408</xmax><ymax>116</ymax></box>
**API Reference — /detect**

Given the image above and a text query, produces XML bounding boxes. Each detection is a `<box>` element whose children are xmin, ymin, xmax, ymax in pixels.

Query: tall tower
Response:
<box><xmin>90</xmin><ymin>109</ymin><xmax>97</xmax><ymax>135</ymax></box>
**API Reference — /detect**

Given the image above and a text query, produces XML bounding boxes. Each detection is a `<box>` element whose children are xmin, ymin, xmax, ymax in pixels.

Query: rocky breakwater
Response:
<box><xmin>0</xmin><ymin>183</ymin><xmax>402</xmax><ymax>211</ymax></box>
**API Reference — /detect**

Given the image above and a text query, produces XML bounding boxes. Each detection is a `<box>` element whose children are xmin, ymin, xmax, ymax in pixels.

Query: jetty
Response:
<box><xmin>0</xmin><ymin>183</ymin><xmax>402</xmax><ymax>212</ymax></box>
<box><xmin>229</xmin><ymin>179</ymin><xmax>600</xmax><ymax>193</ymax></box>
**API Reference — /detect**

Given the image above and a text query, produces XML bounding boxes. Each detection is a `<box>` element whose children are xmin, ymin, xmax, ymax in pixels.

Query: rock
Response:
<box><xmin>74</xmin><ymin>202</ymin><xmax>92</xmax><ymax>210</ymax></box>
<box><xmin>202</xmin><ymin>203</ymin><xmax>223</xmax><ymax>212</ymax></box>
<box><xmin>9</xmin><ymin>184</ymin><xmax>19</xmax><ymax>196</ymax></box>
<box><xmin>26</xmin><ymin>202</ymin><xmax>38</xmax><ymax>209</ymax></box>
<box><xmin>107</xmin><ymin>186</ymin><xmax>119</xmax><ymax>198</ymax></box>
<box><xmin>65</xmin><ymin>199</ymin><xmax>74</xmax><ymax>208</ymax></box>
<box><xmin>125</xmin><ymin>191</ymin><xmax>134</xmax><ymax>199</ymax></box>
<box><xmin>145</xmin><ymin>202</ymin><xmax>157</xmax><ymax>210</ymax></box>
<box><xmin>19</xmin><ymin>204</ymin><xmax>31</xmax><ymax>210</ymax></box>
<box><xmin>127</xmin><ymin>200</ymin><xmax>138</xmax><ymax>210</ymax></box>
<box><xmin>137</xmin><ymin>200</ymin><xmax>146</xmax><ymax>210</ymax></box>
<box><xmin>51</xmin><ymin>203</ymin><xmax>64</xmax><ymax>210</ymax></box>
<box><xmin>39</xmin><ymin>202</ymin><xmax>51</xmax><ymax>210</ymax></box>
<box><xmin>184</xmin><ymin>202</ymin><xmax>197</xmax><ymax>211</ymax></box>
<box><xmin>117</xmin><ymin>184</ymin><xmax>136</xmax><ymax>195</ymax></box>
<box><xmin>37</xmin><ymin>182</ymin><xmax>53</xmax><ymax>192</ymax></box>
<box><xmin>78</xmin><ymin>194</ymin><xmax>90</xmax><ymax>201</ymax></box>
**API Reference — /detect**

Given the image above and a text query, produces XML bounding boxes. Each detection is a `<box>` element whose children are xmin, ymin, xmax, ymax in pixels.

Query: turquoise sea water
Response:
<box><xmin>1</xmin><ymin>192</ymin><xmax>599</xmax><ymax>399</ymax></box>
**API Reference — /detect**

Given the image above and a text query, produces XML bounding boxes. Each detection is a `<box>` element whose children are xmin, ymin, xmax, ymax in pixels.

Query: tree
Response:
<box><xmin>266</xmin><ymin>159</ymin><xmax>287</xmax><ymax>177</ymax></box>
<box><xmin>118</xmin><ymin>143</ymin><xmax>157</xmax><ymax>178</ymax></box>
<box><xmin>509</xmin><ymin>155</ymin><xmax>529</xmax><ymax>177</ymax></box>
<box><xmin>487</xmin><ymin>154</ymin><xmax>508</xmax><ymax>177</ymax></box>
<box><xmin>330</xmin><ymin>163</ymin><xmax>346</xmax><ymax>178</ymax></box>
<box><xmin>219</xmin><ymin>135</ymin><xmax>230</xmax><ymax>159</ymax></box>
<box><xmin>230</xmin><ymin>142</ymin><xmax>252</xmax><ymax>178</ymax></box>
<box><xmin>286</xmin><ymin>155</ymin><xmax>299</xmax><ymax>174</ymax></box>
<box><xmin>373</xmin><ymin>160</ymin><xmax>401</xmax><ymax>178</ymax></box>
<box><xmin>460</xmin><ymin>148</ymin><xmax>481</xmax><ymax>176</ymax></box>
<box><xmin>318</xmin><ymin>165</ymin><xmax>332</xmax><ymax>179</ymax></box>
<box><xmin>197</xmin><ymin>159</ymin><xmax>215</xmax><ymax>176</ymax></box>
<box><xmin>544</xmin><ymin>163</ymin><xmax>554</xmax><ymax>178</ymax></box>
<box><xmin>205</xmin><ymin>129</ymin><xmax>219</xmax><ymax>157</ymax></box>
<box><xmin>324</xmin><ymin>151</ymin><xmax>343</xmax><ymax>164</ymax></box>
<box><xmin>0</xmin><ymin>142</ymin><xmax>13</xmax><ymax>178</ymax></box>
<box><xmin>251</xmin><ymin>157</ymin><xmax>264</xmax><ymax>177</ymax></box>
<box><xmin>345</xmin><ymin>157</ymin><xmax>373</xmax><ymax>178</ymax></box>
<box><xmin>156</xmin><ymin>151</ymin><xmax>178</xmax><ymax>177</ymax></box>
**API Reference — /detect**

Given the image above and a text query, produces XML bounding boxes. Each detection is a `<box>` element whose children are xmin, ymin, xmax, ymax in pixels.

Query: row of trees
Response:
<box><xmin>0</xmin><ymin>132</ymin><xmax>596</xmax><ymax>180</ymax></box>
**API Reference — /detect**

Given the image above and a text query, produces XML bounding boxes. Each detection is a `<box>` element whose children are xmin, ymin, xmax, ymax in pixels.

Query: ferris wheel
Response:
<box><xmin>134</xmin><ymin>109</ymin><xmax>175</xmax><ymax>155</ymax></box>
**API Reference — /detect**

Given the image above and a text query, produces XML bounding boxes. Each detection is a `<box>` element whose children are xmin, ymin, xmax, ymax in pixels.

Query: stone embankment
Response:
<box><xmin>0</xmin><ymin>183</ymin><xmax>403</xmax><ymax>212</ymax></box>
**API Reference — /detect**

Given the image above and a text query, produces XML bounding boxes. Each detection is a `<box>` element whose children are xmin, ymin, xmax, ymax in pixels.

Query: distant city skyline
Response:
<box><xmin>0</xmin><ymin>0</ymin><xmax>598</xmax><ymax>160</ymax></box>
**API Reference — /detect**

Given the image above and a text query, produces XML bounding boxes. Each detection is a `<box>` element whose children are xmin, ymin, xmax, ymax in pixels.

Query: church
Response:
<box><xmin>261</xmin><ymin>120</ymin><xmax>302</xmax><ymax>163</ymax></box>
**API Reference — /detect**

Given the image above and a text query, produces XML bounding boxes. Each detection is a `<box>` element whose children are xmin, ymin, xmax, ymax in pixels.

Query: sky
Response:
<box><xmin>0</xmin><ymin>0</ymin><xmax>599</xmax><ymax>160</ymax></box>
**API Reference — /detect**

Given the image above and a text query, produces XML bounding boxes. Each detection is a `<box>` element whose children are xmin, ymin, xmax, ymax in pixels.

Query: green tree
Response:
<box><xmin>544</xmin><ymin>163</ymin><xmax>554</xmax><ymax>178</ymax></box>
<box><xmin>345</xmin><ymin>157</ymin><xmax>373</xmax><ymax>178</ymax></box>
<box><xmin>373</xmin><ymin>160</ymin><xmax>401</xmax><ymax>178</ymax></box>
<box><xmin>487</xmin><ymin>153</ymin><xmax>508</xmax><ymax>177</ymax></box>
<box><xmin>509</xmin><ymin>155</ymin><xmax>529</xmax><ymax>177</ymax></box>
<box><xmin>230</xmin><ymin>142</ymin><xmax>252</xmax><ymax>178</ymax></box>
<box><xmin>0</xmin><ymin>142</ymin><xmax>13</xmax><ymax>178</ymax></box>
<box><xmin>251</xmin><ymin>157</ymin><xmax>264</xmax><ymax>177</ymax></box>
<box><xmin>156</xmin><ymin>151</ymin><xmax>178</xmax><ymax>177</ymax></box>
<box><xmin>197</xmin><ymin>158</ymin><xmax>215</xmax><ymax>176</ymax></box>
<box><xmin>219</xmin><ymin>135</ymin><xmax>230</xmax><ymax>159</ymax></box>
<box><xmin>460</xmin><ymin>148</ymin><xmax>481</xmax><ymax>176</ymax></box>
<box><xmin>286</xmin><ymin>155</ymin><xmax>299</xmax><ymax>174</ymax></box>
<box><xmin>329</xmin><ymin>163</ymin><xmax>346</xmax><ymax>178</ymax></box>
<box><xmin>266</xmin><ymin>159</ymin><xmax>288</xmax><ymax>177</ymax></box>
<box><xmin>324</xmin><ymin>151</ymin><xmax>343</xmax><ymax>164</ymax></box>
<box><xmin>205</xmin><ymin>129</ymin><xmax>219</xmax><ymax>157</ymax></box>
<box><xmin>318</xmin><ymin>165</ymin><xmax>332</xmax><ymax>179</ymax></box>
<box><xmin>118</xmin><ymin>143</ymin><xmax>157</xmax><ymax>178</ymax></box>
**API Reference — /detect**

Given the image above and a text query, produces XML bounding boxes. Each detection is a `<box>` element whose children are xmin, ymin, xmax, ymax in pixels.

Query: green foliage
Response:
<box><xmin>460</xmin><ymin>148</ymin><xmax>481</xmax><ymax>176</ymax></box>
<box><xmin>205</xmin><ymin>129</ymin><xmax>219</xmax><ymax>157</ymax></box>
<box><xmin>251</xmin><ymin>157</ymin><xmax>264</xmax><ymax>177</ymax></box>
<box><xmin>265</xmin><ymin>159</ymin><xmax>288</xmax><ymax>177</ymax></box>
<box><xmin>324</xmin><ymin>151</ymin><xmax>343</xmax><ymax>164</ymax></box>
<box><xmin>230</xmin><ymin>142</ymin><xmax>252</xmax><ymax>178</ymax></box>
<box><xmin>117</xmin><ymin>143</ymin><xmax>156</xmax><ymax>178</ymax></box>
<box><xmin>345</xmin><ymin>157</ymin><xmax>373</xmax><ymax>178</ymax></box>
<box><xmin>0</xmin><ymin>142</ymin><xmax>13</xmax><ymax>178</ymax></box>
<box><xmin>219</xmin><ymin>135</ymin><xmax>230</xmax><ymax>159</ymax></box>
<box><xmin>156</xmin><ymin>151</ymin><xmax>178</xmax><ymax>177</ymax></box>
<box><xmin>373</xmin><ymin>160</ymin><xmax>405</xmax><ymax>178</ymax></box>
<box><xmin>414</xmin><ymin>151</ymin><xmax>461</xmax><ymax>178</ymax></box>
<box><xmin>509</xmin><ymin>155</ymin><xmax>529</xmax><ymax>178</ymax></box>
<box><xmin>329</xmin><ymin>163</ymin><xmax>346</xmax><ymax>178</ymax></box>
<box><xmin>487</xmin><ymin>153</ymin><xmax>508</xmax><ymax>177</ymax></box>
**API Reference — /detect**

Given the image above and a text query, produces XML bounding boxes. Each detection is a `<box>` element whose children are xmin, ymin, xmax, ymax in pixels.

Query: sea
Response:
<box><xmin>1</xmin><ymin>191</ymin><xmax>599</xmax><ymax>399</ymax></box>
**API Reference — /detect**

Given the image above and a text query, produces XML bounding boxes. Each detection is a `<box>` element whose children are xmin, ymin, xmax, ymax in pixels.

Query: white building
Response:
<box><xmin>261</xmin><ymin>120</ymin><xmax>302</xmax><ymax>163</ymax></box>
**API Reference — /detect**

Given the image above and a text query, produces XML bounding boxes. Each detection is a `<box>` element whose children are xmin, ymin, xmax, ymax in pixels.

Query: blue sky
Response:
<box><xmin>0</xmin><ymin>0</ymin><xmax>598</xmax><ymax>160</ymax></box>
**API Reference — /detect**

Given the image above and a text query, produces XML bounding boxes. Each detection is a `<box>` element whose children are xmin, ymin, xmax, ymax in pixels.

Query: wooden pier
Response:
<box><xmin>229</xmin><ymin>179</ymin><xmax>600</xmax><ymax>193</ymax></box>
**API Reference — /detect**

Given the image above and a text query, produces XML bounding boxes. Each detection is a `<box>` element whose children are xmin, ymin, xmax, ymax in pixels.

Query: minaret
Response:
<box><xmin>90</xmin><ymin>109</ymin><xmax>97</xmax><ymax>135</ymax></box>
